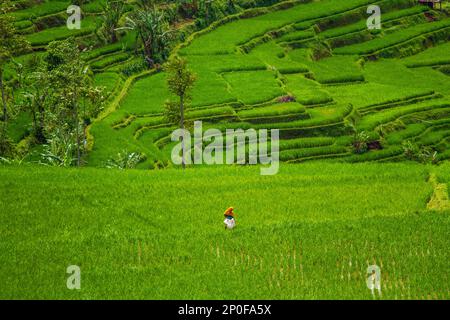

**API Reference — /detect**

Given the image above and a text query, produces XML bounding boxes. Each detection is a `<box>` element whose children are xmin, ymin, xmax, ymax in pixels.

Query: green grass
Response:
<box><xmin>0</xmin><ymin>162</ymin><xmax>449</xmax><ymax>299</ymax></box>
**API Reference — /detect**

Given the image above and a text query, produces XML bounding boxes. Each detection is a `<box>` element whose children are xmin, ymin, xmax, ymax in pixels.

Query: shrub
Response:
<box><xmin>39</xmin><ymin>130</ymin><xmax>76</xmax><ymax>167</ymax></box>
<box><xmin>106</xmin><ymin>149</ymin><xmax>145</xmax><ymax>169</ymax></box>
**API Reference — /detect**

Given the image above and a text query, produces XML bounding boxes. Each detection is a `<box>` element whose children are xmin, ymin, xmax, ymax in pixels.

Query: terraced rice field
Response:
<box><xmin>1</xmin><ymin>162</ymin><xmax>449</xmax><ymax>299</ymax></box>
<box><xmin>61</xmin><ymin>0</ymin><xmax>450</xmax><ymax>169</ymax></box>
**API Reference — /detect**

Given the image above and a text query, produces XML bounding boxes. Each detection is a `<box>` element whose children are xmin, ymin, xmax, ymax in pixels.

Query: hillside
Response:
<box><xmin>0</xmin><ymin>162</ymin><xmax>449</xmax><ymax>299</ymax></box>
<box><xmin>0</xmin><ymin>0</ymin><xmax>449</xmax><ymax>168</ymax></box>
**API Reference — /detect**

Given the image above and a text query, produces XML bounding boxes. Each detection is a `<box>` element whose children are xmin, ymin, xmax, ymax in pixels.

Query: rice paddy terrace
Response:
<box><xmin>2</xmin><ymin>1</ymin><xmax>450</xmax><ymax>300</ymax></box>
<box><xmin>1</xmin><ymin>162</ymin><xmax>449</xmax><ymax>299</ymax></box>
<box><xmin>7</xmin><ymin>0</ymin><xmax>450</xmax><ymax>168</ymax></box>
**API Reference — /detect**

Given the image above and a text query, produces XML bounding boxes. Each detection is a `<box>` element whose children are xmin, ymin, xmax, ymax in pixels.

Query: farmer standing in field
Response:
<box><xmin>224</xmin><ymin>207</ymin><xmax>236</xmax><ymax>230</ymax></box>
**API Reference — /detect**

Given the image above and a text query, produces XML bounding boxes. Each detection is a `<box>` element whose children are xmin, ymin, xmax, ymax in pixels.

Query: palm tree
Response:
<box><xmin>118</xmin><ymin>6</ymin><xmax>173</xmax><ymax>67</ymax></box>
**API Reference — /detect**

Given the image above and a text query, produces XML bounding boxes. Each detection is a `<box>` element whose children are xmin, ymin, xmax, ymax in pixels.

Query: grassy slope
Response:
<box><xmin>1</xmin><ymin>162</ymin><xmax>449</xmax><ymax>299</ymax></box>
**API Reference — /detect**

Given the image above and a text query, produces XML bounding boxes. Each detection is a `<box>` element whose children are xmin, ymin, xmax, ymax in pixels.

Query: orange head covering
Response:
<box><xmin>224</xmin><ymin>207</ymin><xmax>235</xmax><ymax>217</ymax></box>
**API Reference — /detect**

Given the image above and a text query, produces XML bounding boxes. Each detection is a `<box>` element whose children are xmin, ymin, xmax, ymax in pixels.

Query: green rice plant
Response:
<box><xmin>279</xmin><ymin>145</ymin><xmax>348</xmax><ymax>161</ymax></box>
<box><xmin>203</xmin><ymin>104</ymin><xmax>353</xmax><ymax>134</ymax></box>
<box><xmin>288</xmin><ymin>52</ymin><xmax>364</xmax><ymax>84</ymax></box>
<box><xmin>83</xmin><ymin>0</ymin><xmax>450</xmax><ymax>168</ymax></box>
<box><xmin>186</xmin><ymin>106</ymin><xmax>237</xmax><ymax>120</ymax></box>
<box><xmin>305</xmin><ymin>55</ymin><xmax>363</xmax><ymax>81</ymax></box>
<box><xmin>334</xmin><ymin>19</ymin><xmax>450</xmax><ymax>55</ymax></box>
<box><xmin>191</xmin><ymin>71</ymin><xmax>237</xmax><ymax>107</ymax></box>
<box><xmin>118</xmin><ymin>58</ymin><xmax>148</xmax><ymax>77</ymax></box>
<box><xmin>417</xmin><ymin>129</ymin><xmax>450</xmax><ymax>147</ymax></box>
<box><xmin>283</xmin><ymin>73</ymin><xmax>334</xmax><ymax>106</ymax></box>
<box><xmin>222</xmin><ymin>70</ymin><xmax>284</xmax><ymax>105</ymax></box>
<box><xmin>6</xmin><ymin>112</ymin><xmax>32</xmax><ymax>143</ymax></box>
<box><xmin>14</xmin><ymin>19</ymin><xmax>33</xmax><ymax>30</ymax></box>
<box><xmin>11</xmin><ymin>0</ymin><xmax>70</xmax><ymax>21</ymax></box>
<box><xmin>358</xmin><ymin>100</ymin><xmax>450</xmax><ymax>131</ymax></box>
<box><xmin>247</xmin><ymin>42</ymin><xmax>309</xmax><ymax>74</ymax></box>
<box><xmin>342</xmin><ymin>146</ymin><xmax>404</xmax><ymax>162</ymax></box>
<box><xmin>26</xmin><ymin>16</ymin><xmax>98</xmax><ymax>46</ymax></box>
<box><xmin>131</xmin><ymin>116</ymin><xmax>166</xmax><ymax>135</ymax></box>
<box><xmin>279</xmin><ymin>136</ymin><xmax>335</xmax><ymax>150</ymax></box>
<box><xmin>315</xmin><ymin>0</ymin><xmax>417</xmax><ymax>31</ymax></box>
<box><xmin>91</xmin><ymin>52</ymin><xmax>131</xmax><ymax>71</ymax></box>
<box><xmin>93</xmin><ymin>72</ymin><xmax>121</xmax><ymax>95</ymax></box>
<box><xmin>320</xmin><ymin>6</ymin><xmax>428</xmax><ymax>40</ymax></box>
<box><xmin>188</xmin><ymin>54</ymin><xmax>266</xmax><ymax>73</ymax></box>
<box><xmin>359</xmin><ymin>91</ymin><xmax>438</xmax><ymax>114</ymax></box>
<box><xmin>325</xmin><ymin>80</ymin><xmax>438</xmax><ymax>111</ymax></box>
<box><xmin>402</xmin><ymin>42</ymin><xmax>450</xmax><ymax>68</ymax></box>
<box><xmin>2</xmin><ymin>163</ymin><xmax>449</xmax><ymax>299</ymax></box>
<box><xmin>237</xmin><ymin>102</ymin><xmax>306</xmax><ymax>119</ymax></box>
<box><xmin>83</xmin><ymin>44</ymin><xmax>124</xmax><ymax>62</ymax></box>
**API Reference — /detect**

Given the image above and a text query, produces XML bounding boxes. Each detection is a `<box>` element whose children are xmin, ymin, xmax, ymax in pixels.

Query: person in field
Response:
<box><xmin>223</xmin><ymin>207</ymin><xmax>236</xmax><ymax>230</ymax></box>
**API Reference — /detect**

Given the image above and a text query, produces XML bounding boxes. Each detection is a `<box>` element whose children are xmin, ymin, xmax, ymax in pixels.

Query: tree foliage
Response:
<box><xmin>164</xmin><ymin>56</ymin><xmax>196</xmax><ymax>169</ymax></box>
<box><xmin>165</xmin><ymin>56</ymin><xmax>196</xmax><ymax>101</ymax></box>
